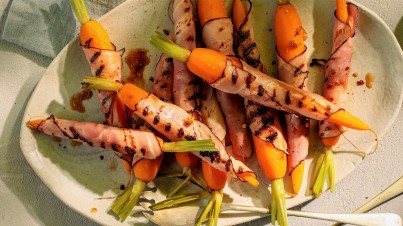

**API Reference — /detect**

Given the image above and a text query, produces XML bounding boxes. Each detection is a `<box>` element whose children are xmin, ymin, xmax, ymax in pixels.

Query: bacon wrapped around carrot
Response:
<box><xmin>151</xmin><ymin>53</ymin><xmax>174</xmax><ymax>103</ymax></box>
<box><xmin>27</xmin><ymin>115</ymin><xmax>216</xmax><ymax>163</ymax></box>
<box><xmin>150</xmin><ymin>32</ymin><xmax>370</xmax><ymax>131</ymax></box>
<box><xmin>274</xmin><ymin>0</ymin><xmax>310</xmax><ymax>195</ymax></box>
<box><xmin>313</xmin><ymin>1</ymin><xmax>359</xmax><ymax>197</ymax></box>
<box><xmin>233</xmin><ymin>1</ymin><xmax>288</xmax><ymax>225</ymax></box>
<box><xmin>83</xmin><ymin>78</ymin><xmax>258</xmax><ymax>186</ymax></box>
<box><xmin>70</xmin><ymin>0</ymin><xmax>128</xmax><ymax>128</ymax></box>
<box><xmin>198</xmin><ymin>0</ymin><xmax>253</xmax><ymax>160</ymax></box>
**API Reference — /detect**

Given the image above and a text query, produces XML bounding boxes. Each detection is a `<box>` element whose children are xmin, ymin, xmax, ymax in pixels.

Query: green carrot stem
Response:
<box><xmin>81</xmin><ymin>76</ymin><xmax>123</xmax><ymax>91</ymax></box>
<box><xmin>162</xmin><ymin>140</ymin><xmax>218</xmax><ymax>152</ymax></box>
<box><xmin>150</xmin><ymin>32</ymin><xmax>190</xmax><ymax>63</ymax></box>
<box><xmin>149</xmin><ymin>191</ymin><xmax>210</xmax><ymax>211</ymax></box>
<box><xmin>69</xmin><ymin>0</ymin><xmax>90</xmax><ymax>24</ymax></box>
<box><xmin>167</xmin><ymin>172</ymin><xmax>192</xmax><ymax>198</ymax></box>
<box><xmin>313</xmin><ymin>147</ymin><xmax>335</xmax><ymax>197</ymax></box>
<box><xmin>271</xmin><ymin>179</ymin><xmax>288</xmax><ymax>226</ymax></box>
<box><xmin>111</xmin><ymin>179</ymin><xmax>146</xmax><ymax>221</ymax></box>
<box><xmin>212</xmin><ymin>190</ymin><xmax>223</xmax><ymax>226</ymax></box>
<box><xmin>197</xmin><ymin>195</ymin><xmax>215</xmax><ymax>226</ymax></box>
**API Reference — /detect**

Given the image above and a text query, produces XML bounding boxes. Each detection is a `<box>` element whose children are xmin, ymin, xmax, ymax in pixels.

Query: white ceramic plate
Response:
<box><xmin>20</xmin><ymin>0</ymin><xmax>403</xmax><ymax>225</ymax></box>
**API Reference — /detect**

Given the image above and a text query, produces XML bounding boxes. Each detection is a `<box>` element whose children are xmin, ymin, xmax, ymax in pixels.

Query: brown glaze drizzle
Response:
<box><xmin>125</xmin><ymin>48</ymin><xmax>150</xmax><ymax>80</ymax></box>
<box><xmin>70</xmin><ymin>89</ymin><xmax>93</xmax><ymax>113</ymax></box>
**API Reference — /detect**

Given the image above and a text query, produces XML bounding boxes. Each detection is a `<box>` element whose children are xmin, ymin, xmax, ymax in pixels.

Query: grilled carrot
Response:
<box><xmin>195</xmin><ymin>161</ymin><xmax>227</xmax><ymax>226</ymax></box>
<box><xmin>150</xmin><ymin>32</ymin><xmax>372</xmax><ymax>131</ymax></box>
<box><xmin>313</xmin><ymin>1</ymin><xmax>359</xmax><ymax>197</ymax></box>
<box><xmin>232</xmin><ymin>1</ymin><xmax>288</xmax><ymax>224</ymax></box>
<box><xmin>83</xmin><ymin>78</ymin><xmax>259</xmax><ymax>186</ymax></box>
<box><xmin>70</xmin><ymin>0</ymin><xmax>128</xmax><ymax>127</ymax></box>
<box><xmin>274</xmin><ymin>0</ymin><xmax>310</xmax><ymax>195</ymax></box>
<box><xmin>199</xmin><ymin>0</ymin><xmax>253</xmax><ymax>159</ymax></box>
<box><xmin>274</xmin><ymin>1</ymin><xmax>306</xmax><ymax>62</ymax></box>
<box><xmin>70</xmin><ymin>0</ymin><xmax>131</xmax><ymax>179</ymax></box>
<box><xmin>111</xmin><ymin>155</ymin><xmax>164</xmax><ymax>221</ymax></box>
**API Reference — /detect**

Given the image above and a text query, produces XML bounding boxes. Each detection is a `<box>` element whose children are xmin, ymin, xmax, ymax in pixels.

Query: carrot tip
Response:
<box><xmin>27</xmin><ymin>119</ymin><xmax>45</xmax><ymax>129</ymax></box>
<box><xmin>328</xmin><ymin>110</ymin><xmax>370</xmax><ymax>130</ymax></box>
<box><xmin>290</xmin><ymin>161</ymin><xmax>304</xmax><ymax>195</ymax></box>
<box><xmin>238</xmin><ymin>172</ymin><xmax>259</xmax><ymax>187</ymax></box>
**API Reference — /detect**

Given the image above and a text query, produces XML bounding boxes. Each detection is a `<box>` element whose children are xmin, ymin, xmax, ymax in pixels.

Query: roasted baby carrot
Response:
<box><xmin>150</xmin><ymin>32</ymin><xmax>372</xmax><ymax>131</ymax></box>
<box><xmin>274</xmin><ymin>0</ymin><xmax>310</xmax><ymax>195</ymax></box>
<box><xmin>313</xmin><ymin>1</ymin><xmax>360</xmax><ymax>197</ymax></box>
<box><xmin>232</xmin><ymin>1</ymin><xmax>288</xmax><ymax>224</ymax></box>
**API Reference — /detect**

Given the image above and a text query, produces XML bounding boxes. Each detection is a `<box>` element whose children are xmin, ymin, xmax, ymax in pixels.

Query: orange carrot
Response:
<box><xmin>196</xmin><ymin>161</ymin><xmax>227</xmax><ymax>226</ymax></box>
<box><xmin>253</xmin><ymin>136</ymin><xmax>287</xmax><ymax>180</ymax></box>
<box><xmin>79</xmin><ymin>20</ymin><xmax>115</xmax><ymax>50</ymax></box>
<box><xmin>274</xmin><ymin>0</ymin><xmax>309</xmax><ymax>196</ymax></box>
<box><xmin>336</xmin><ymin>0</ymin><xmax>348</xmax><ymax>22</ymax></box>
<box><xmin>70</xmin><ymin>0</ymin><xmax>114</xmax><ymax>50</ymax></box>
<box><xmin>198</xmin><ymin>0</ymin><xmax>227</xmax><ymax>27</ymax></box>
<box><xmin>232</xmin><ymin>0</ymin><xmax>248</xmax><ymax>30</ymax></box>
<box><xmin>187</xmin><ymin>48</ymin><xmax>227</xmax><ymax>83</ymax></box>
<box><xmin>175</xmin><ymin>152</ymin><xmax>199</xmax><ymax>167</ymax></box>
<box><xmin>111</xmin><ymin>155</ymin><xmax>164</xmax><ymax>221</ymax></box>
<box><xmin>133</xmin><ymin>155</ymin><xmax>164</xmax><ymax>182</ymax></box>
<box><xmin>202</xmin><ymin>161</ymin><xmax>227</xmax><ymax>191</ymax></box>
<box><xmin>150</xmin><ymin>32</ymin><xmax>372</xmax><ymax>132</ymax></box>
<box><xmin>274</xmin><ymin>3</ymin><xmax>306</xmax><ymax>62</ymax></box>
<box><xmin>117</xmin><ymin>83</ymin><xmax>149</xmax><ymax>110</ymax></box>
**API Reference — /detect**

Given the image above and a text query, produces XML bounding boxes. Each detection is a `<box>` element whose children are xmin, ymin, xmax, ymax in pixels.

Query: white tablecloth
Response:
<box><xmin>0</xmin><ymin>0</ymin><xmax>401</xmax><ymax>225</ymax></box>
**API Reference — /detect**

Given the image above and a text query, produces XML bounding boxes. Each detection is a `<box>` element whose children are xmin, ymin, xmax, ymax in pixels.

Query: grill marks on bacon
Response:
<box><xmin>31</xmin><ymin>115</ymin><xmax>162</xmax><ymax>164</ymax></box>
<box><xmin>319</xmin><ymin>3</ymin><xmax>358</xmax><ymax>139</ymax></box>
<box><xmin>234</xmin><ymin>1</ymin><xmax>264</xmax><ymax>72</ymax></box>
<box><xmin>152</xmin><ymin>54</ymin><xmax>174</xmax><ymax>103</ymax></box>
<box><xmin>211</xmin><ymin>59</ymin><xmax>338</xmax><ymax>120</ymax></box>
<box><xmin>233</xmin><ymin>0</ymin><xmax>286</xmax><ymax>154</ymax></box>
<box><xmin>132</xmin><ymin>94</ymin><xmax>255</xmax><ymax>180</ymax></box>
<box><xmin>202</xmin><ymin>14</ymin><xmax>252</xmax><ymax>158</ymax></box>
<box><xmin>172</xmin><ymin>0</ymin><xmax>200</xmax><ymax>115</ymax></box>
<box><xmin>277</xmin><ymin>47</ymin><xmax>310</xmax><ymax>173</ymax></box>
<box><xmin>81</xmin><ymin>46</ymin><xmax>127</xmax><ymax>127</ymax></box>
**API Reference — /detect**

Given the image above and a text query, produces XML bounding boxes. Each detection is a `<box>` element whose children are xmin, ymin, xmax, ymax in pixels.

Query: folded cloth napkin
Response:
<box><xmin>1</xmin><ymin>0</ymin><xmax>126</xmax><ymax>58</ymax></box>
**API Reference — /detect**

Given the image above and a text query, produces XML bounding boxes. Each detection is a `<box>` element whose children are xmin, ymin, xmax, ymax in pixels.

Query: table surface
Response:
<box><xmin>0</xmin><ymin>0</ymin><xmax>402</xmax><ymax>226</ymax></box>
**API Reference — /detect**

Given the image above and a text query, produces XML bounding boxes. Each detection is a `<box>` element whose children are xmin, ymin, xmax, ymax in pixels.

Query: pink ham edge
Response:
<box><xmin>30</xmin><ymin>116</ymin><xmax>162</xmax><ymax>164</ymax></box>
<box><xmin>81</xmin><ymin>46</ymin><xmax>128</xmax><ymax>127</ymax></box>
<box><xmin>172</xmin><ymin>0</ymin><xmax>200</xmax><ymax>115</ymax></box>
<box><xmin>132</xmin><ymin>94</ymin><xmax>255</xmax><ymax>181</ymax></box>
<box><xmin>202</xmin><ymin>16</ymin><xmax>253</xmax><ymax>159</ymax></box>
<box><xmin>151</xmin><ymin>53</ymin><xmax>174</xmax><ymax>103</ymax></box>
<box><xmin>319</xmin><ymin>3</ymin><xmax>358</xmax><ymax>139</ymax></box>
<box><xmin>276</xmin><ymin>49</ymin><xmax>310</xmax><ymax>174</ymax></box>
<box><xmin>233</xmin><ymin>0</ymin><xmax>287</xmax><ymax>156</ymax></box>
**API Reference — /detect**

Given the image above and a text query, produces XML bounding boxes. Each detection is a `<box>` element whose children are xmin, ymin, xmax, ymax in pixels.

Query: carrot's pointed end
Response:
<box><xmin>232</xmin><ymin>0</ymin><xmax>247</xmax><ymax>31</ymax></box>
<box><xmin>290</xmin><ymin>161</ymin><xmax>305</xmax><ymax>195</ymax></box>
<box><xmin>328</xmin><ymin>110</ymin><xmax>370</xmax><ymax>130</ymax></box>
<box><xmin>26</xmin><ymin>119</ymin><xmax>45</xmax><ymax>130</ymax></box>
<box><xmin>238</xmin><ymin>172</ymin><xmax>259</xmax><ymax>187</ymax></box>
<box><xmin>312</xmin><ymin>147</ymin><xmax>335</xmax><ymax>198</ymax></box>
<box><xmin>270</xmin><ymin>179</ymin><xmax>289</xmax><ymax>226</ymax></box>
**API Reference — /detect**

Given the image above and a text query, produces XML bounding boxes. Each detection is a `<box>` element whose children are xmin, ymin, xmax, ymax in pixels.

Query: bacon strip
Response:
<box><xmin>151</xmin><ymin>53</ymin><xmax>174</xmax><ymax>103</ymax></box>
<box><xmin>202</xmin><ymin>15</ymin><xmax>252</xmax><ymax>158</ymax></box>
<box><xmin>131</xmin><ymin>94</ymin><xmax>255</xmax><ymax>181</ymax></box>
<box><xmin>234</xmin><ymin>1</ymin><xmax>286</xmax><ymax>154</ymax></box>
<box><xmin>172</xmin><ymin>0</ymin><xmax>200</xmax><ymax>115</ymax></box>
<box><xmin>210</xmin><ymin>59</ymin><xmax>339</xmax><ymax>120</ymax></box>
<box><xmin>81</xmin><ymin>46</ymin><xmax>128</xmax><ymax>127</ymax></box>
<box><xmin>277</xmin><ymin>48</ymin><xmax>310</xmax><ymax>173</ymax></box>
<box><xmin>319</xmin><ymin>3</ymin><xmax>358</xmax><ymax>139</ymax></box>
<box><xmin>28</xmin><ymin>116</ymin><xmax>162</xmax><ymax>165</ymax></box>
